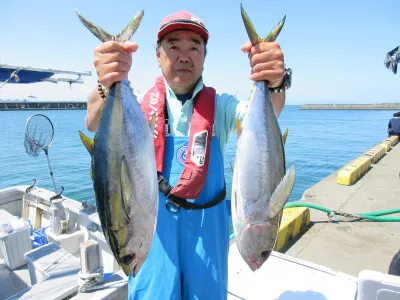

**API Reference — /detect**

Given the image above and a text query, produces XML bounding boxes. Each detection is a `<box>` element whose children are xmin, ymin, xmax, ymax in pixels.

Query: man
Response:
<box><xmin>388</xmin><ymin>112</ymin><xmax>400</xmax><ymax>137</ymax></box>
<box><xmin>86</xmin><ymin>10</ymin><xmax>291</xmax><ymax>300</ymax></box>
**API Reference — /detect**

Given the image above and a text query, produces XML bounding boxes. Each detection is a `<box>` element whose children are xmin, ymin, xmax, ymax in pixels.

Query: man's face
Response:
<box><xmin>157</xmin><ymin>30</ymin><xmax>206</xmax><ymax>92</ymax></box>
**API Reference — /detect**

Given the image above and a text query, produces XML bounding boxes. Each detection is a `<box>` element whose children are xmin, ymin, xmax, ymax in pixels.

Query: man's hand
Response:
<box><xmin>86</xmin><ymin>41</ymin><xmax>138</xmax><ymax>132</ymax></box>
<box><xmin>241</xmin><ymin>41</ymin><xmax>284</xmax><ymax>88</ymax></box>
<box><xmin>95</xmin><ymin>41</ymin><xmax>138</xmax><ymax>88</ymax></box>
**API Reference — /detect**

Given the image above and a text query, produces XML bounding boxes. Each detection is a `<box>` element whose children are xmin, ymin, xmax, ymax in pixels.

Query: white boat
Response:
<box><xmin>1</xmin><ymin>63</ymin><xmax>399</xmax><ymax>299</ymax></box>
<box><xmin>0</xmin><ymin>185</ymin><xmax>128</xmax><ymax>300</ymax></box>
<box><xmin>1</xmin><ymin>184</ymin><xmax>400</xmax><ymax>300</ymax></box>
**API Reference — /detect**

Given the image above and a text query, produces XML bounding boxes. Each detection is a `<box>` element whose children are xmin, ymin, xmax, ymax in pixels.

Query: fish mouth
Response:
<box><xmin>247</xmin><ymin>250</ymin><xmax>272</xmax><ymax>271</ymax></box>
<box><xmin>261</xmin><ymin>249</ymin><xmax>272</xmax><ymax>260</ymax></box>
<box><xmin>249</xmin><ymin>262</ymin><xmax>260</xmax><ymax>272</ymax></box>
<box><xmin>131</xmin><ymin>259</ymin><xmax>145</xmax><ymax>277</ymax></box>
<box><xmin>247</xmin><ymin>256</ymin><xmax>261</xmax><ymax>271</ymax></box>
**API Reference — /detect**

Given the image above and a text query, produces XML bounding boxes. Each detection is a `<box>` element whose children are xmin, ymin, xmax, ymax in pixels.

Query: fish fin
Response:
<box><xmin>120</xmin><ymin>156</ymin><xmax>132</xmax><ymax>221</ymax></box>
<box><xmin>149</xmin><ymin>114</ymin><xmax>157</xmax><ymax>133</ymax></box>
<box><xmin>282</xmin><ymin>129</ymin><xmax>288</xmax><ymax>145</ymax></box>
<box><xmin>240</xmin><ymin>3</ymin><xmax>285</xmax><ymax>45</ymax></box>
<box><xmin>78</xmin><ymin>130</ymin><xmax>94</xmax><ymax>155</ymax></box>
<box><xmin>76</xmin><ymin>9</ymin><xmax>144</xmax><ymax>43</ymax></box>
<box><xmin>76</xmin><ymin>10</ymin><xmax>113</xmax><ymax>42</ymax></box>
<box><xmin>235</xmin><ymin>118</ymin><xmax>242</xmax><ymax>138</ymax></box>
<box><xmin>263</xmin><ymin>15</ymin><xmax>286</xmax><ymax>43</ymax></box>
<box><xmin>115</xmin><ymin>10</ymin><xmax>145</xmax><ymax>43</ymax></box>
<box><xmin>248</xmin><ymin>82</ymin><xmax>256</xmax><ymax>101</ymax></box>
<box><xmin>268</xmin><ymin>164</ymin><xmax>296</xmax><ymax>218</ymax></box>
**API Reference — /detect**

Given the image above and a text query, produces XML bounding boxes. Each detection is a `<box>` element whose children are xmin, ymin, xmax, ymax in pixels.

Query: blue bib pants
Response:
<box><xmin>128</xmin><ymin>135</ymin><xmax>229</xmax><ymax>300</ymax></box>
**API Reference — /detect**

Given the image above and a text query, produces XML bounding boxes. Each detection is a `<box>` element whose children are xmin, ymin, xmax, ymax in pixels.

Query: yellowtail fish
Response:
<box><xmin>231</xmin><ymin>3</ymin><xmax>296</xmax><ymax>271</ymax></box>
<box><xmin>77</xmin><ymin>9</ymin><xmax>159</xmax><ymax>277</ymax></box>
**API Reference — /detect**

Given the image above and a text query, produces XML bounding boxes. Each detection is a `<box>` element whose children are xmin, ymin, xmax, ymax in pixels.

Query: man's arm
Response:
<box><xmin>86</xmin><ymin>88</ymin><xmax>106</xmax><ymax>132</ymax></box>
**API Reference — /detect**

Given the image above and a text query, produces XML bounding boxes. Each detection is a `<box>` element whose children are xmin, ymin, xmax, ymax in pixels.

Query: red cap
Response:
<box><xmin>157</xmin><ymin>11</ymin><xmax>209</xmax><ymax>42</ymax></box>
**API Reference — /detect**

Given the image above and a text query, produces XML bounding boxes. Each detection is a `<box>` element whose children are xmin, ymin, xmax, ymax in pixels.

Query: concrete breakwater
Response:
<box><xmin>284</xmin><ymin>138</ymin><xmax>400</xmax><ymax>276</ymax></box>
<box><xmin>0</xmin><ymin>101</ymin><xmax>87</xmax><ymax>110</ymax></box>
<box><xmin>300</xmin><ymin>103</ymin><xmax>400</xmax><ymax>110</ymax></box>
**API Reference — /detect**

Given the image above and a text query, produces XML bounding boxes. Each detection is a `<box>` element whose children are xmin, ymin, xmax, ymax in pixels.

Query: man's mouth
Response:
<box><xmin>175</xmin><ymin>68</ymin><xmax>192</xmax><ymax>73</ymax></box>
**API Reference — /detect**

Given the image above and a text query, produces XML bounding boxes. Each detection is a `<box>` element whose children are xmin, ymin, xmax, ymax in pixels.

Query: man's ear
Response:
<box><xmin>156</xmin><ymin>49</ymin><xmax>161</xmax><ymax>67</ymax></box>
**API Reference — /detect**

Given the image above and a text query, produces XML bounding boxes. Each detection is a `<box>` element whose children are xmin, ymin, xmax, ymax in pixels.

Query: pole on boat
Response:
<box><xmin>44</xmin><ymin>149</ymin><xmax>57</xmax><ymax>193</ymax></box>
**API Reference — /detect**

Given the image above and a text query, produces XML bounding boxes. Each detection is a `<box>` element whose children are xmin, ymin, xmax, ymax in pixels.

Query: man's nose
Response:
<box><xmin>178</xmin><ymin>51</ymin><xmax>190</xmax><ymax>63</ymax></box>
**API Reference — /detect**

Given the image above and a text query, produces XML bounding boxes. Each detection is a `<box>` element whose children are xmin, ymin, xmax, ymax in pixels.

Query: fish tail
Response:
<box><xmin>115</xmin><ymin>10</ymin><xmax>144</xmax><ymax>43</ymax></box>
<box><xmin>240</xmin><ymin>3</ymin><xmax>262</xmax><ymax>45</ymax></box>
<box><xmin>263</xmin><ymin>15</ymin><xmax>286</xmax><ymax>43</ymax></box>
<box><xmin>240</xmin><ymin>3</ymin><xmax>286</xmax><ymax>45</ymax></box>
<box><xmin>76</xmin><ymin>9</ymin><xmax>144</xmax><ymax>43</ymax></box>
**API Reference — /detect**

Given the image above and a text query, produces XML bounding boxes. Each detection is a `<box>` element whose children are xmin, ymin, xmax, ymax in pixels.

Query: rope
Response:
<box><xmin>78</xmin><ymin>267</ymin><xmax>128</xmax><ymax>293</ymax></box>
<box><xmin>79</xmin><ymin>278</ymin><xmax>128</xmax><ymax>293</ymax></box>
<box><xmin>0</xmin><ymin>67</ymin><xmax>29</xmax><ymax>89</ymax></box>
<box><xmin>78</xmin><ymin>267</ymin><xmax>104</xmax><ymax>292</ymax></box>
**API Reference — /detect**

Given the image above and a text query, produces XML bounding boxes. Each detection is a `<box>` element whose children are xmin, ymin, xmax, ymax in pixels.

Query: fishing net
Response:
<box><xmin>24</xmin><ymin>114</ymin><xmax>58</xmax><ymax>193</ymax></box>
<box><xmin>24</xmin><ymin>114</ymin><xmax>54</xmax><ymax>156</ymax></box>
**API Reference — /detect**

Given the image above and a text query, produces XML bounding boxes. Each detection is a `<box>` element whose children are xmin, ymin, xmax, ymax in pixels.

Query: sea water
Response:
<box><xmin>0</xmin><ymin>106</ymin><xmax>393</xmax><ymax>206</ymax></box>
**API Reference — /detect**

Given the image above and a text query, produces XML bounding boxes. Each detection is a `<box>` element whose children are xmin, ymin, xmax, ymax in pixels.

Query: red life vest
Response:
<box><xmin>141</xmin><ymin>76</ymin><xmax>216</xmax><ymax>199</ymax></box>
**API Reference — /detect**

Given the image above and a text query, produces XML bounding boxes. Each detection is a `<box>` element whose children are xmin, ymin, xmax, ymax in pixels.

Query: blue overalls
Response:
<box><xmin>128</xmin><ymin>135</ymin><xmax>229</xmax><ymax>300</ymax></box>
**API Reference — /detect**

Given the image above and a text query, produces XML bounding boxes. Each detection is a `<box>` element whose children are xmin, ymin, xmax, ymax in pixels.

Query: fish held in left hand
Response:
<box><xmin>231</xmin><ymin>3</ymin><xmax>296</xmax><ymax>272</ymax></box>
<box><xmin>77</xmin><ymin>9</ymin><xmax>159</xmax><ymax>277</ymax></box>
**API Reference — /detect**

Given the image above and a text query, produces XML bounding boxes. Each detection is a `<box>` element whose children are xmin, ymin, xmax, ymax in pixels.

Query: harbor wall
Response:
<box><xmin>0</xmin><ymin>101</ymin><xmax>87</xmax><ymax>110</ymax></box>
<box><xmin>300</xmin><ymin>103</ymin><xmax>400</xmax><ymax>110</ymax></box>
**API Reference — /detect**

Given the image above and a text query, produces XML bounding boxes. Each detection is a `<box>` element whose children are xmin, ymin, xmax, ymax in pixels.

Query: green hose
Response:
<box><xmin>284</xmin><ymin>202</ymin><xmax>400</xmax><ymax>222</ymax></box>
<box><xmin>229</xmin><ymin>202</ymin><xmax>400</xmax><ymax>241</ymax></box>
<box><xmin>358</xmin><ymin>208</ymin><xmax>400</xmax><ymax>217</ymax></box>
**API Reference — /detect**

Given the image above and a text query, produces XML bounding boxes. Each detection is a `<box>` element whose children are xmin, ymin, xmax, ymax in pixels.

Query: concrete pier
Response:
<box><xmin>284</xmin><ymin>139</ymin><xmax>400</xmax><ymax>276</ymax></box>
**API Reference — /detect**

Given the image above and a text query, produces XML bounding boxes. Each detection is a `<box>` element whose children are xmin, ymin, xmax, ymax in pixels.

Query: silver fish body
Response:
<box><xmin>77</xmin><ymin>10</ymin><xmax>158</xmax><ymax>276</ymax></box>
<box><xmin>231</xmin><ymin>82</ymin><xmax>295</xmax><ymax>271</ymax></box>
<box><xmin>93</xmin><ymin>79</ymin><xmax>158</xmax><ymax>276</ymax></box>
<box><xmin>231</xmin><ymin>4</ymin><xmax>295</xmax><ymax>272</ymax></box>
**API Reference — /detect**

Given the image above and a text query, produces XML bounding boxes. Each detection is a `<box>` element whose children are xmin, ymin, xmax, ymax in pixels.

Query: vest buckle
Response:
<box><xmin>165</xmin><ymin>200</ymin><xmax>180</xmax><ymax>214</ymax></box>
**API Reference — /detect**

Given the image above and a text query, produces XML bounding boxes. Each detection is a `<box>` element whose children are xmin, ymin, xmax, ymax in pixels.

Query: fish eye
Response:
<box><xmin>261</xmin><ymin>250</ymin><xmax>271</xmax><ymax>259</ymax></box>
<box><xmin>120</xmin><ymin>253</ymin><xmax>135</xmax><ymax>265</ymax></box>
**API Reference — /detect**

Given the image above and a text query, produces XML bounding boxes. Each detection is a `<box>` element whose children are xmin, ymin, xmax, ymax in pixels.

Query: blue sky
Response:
<box><xmin>0</xmin><ymin>0</ymin><xmax>399</xmax><ymax>104</ymax></box>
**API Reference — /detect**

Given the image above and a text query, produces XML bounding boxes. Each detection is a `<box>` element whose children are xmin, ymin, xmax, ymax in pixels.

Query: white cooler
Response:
<box><xmin>0</xmin><ymin>212</ymin><xmax>32</xmax><ymax>270</ymax></box>
<box><xmin>24</xmin><ymin>242</ymin><xmax>80</xmax><ymax>285</ymax></box>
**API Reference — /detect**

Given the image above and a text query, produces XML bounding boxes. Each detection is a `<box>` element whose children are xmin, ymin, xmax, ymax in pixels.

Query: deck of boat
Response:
<box><xmin>0</xmin><ymin>260</ymin><xmax>30</xmax><ymax>299</ymax></box>
<box><xmin>0</xmin><ymin>254</ymin><xmax>128</xmax><ymax>300</ymax></box>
